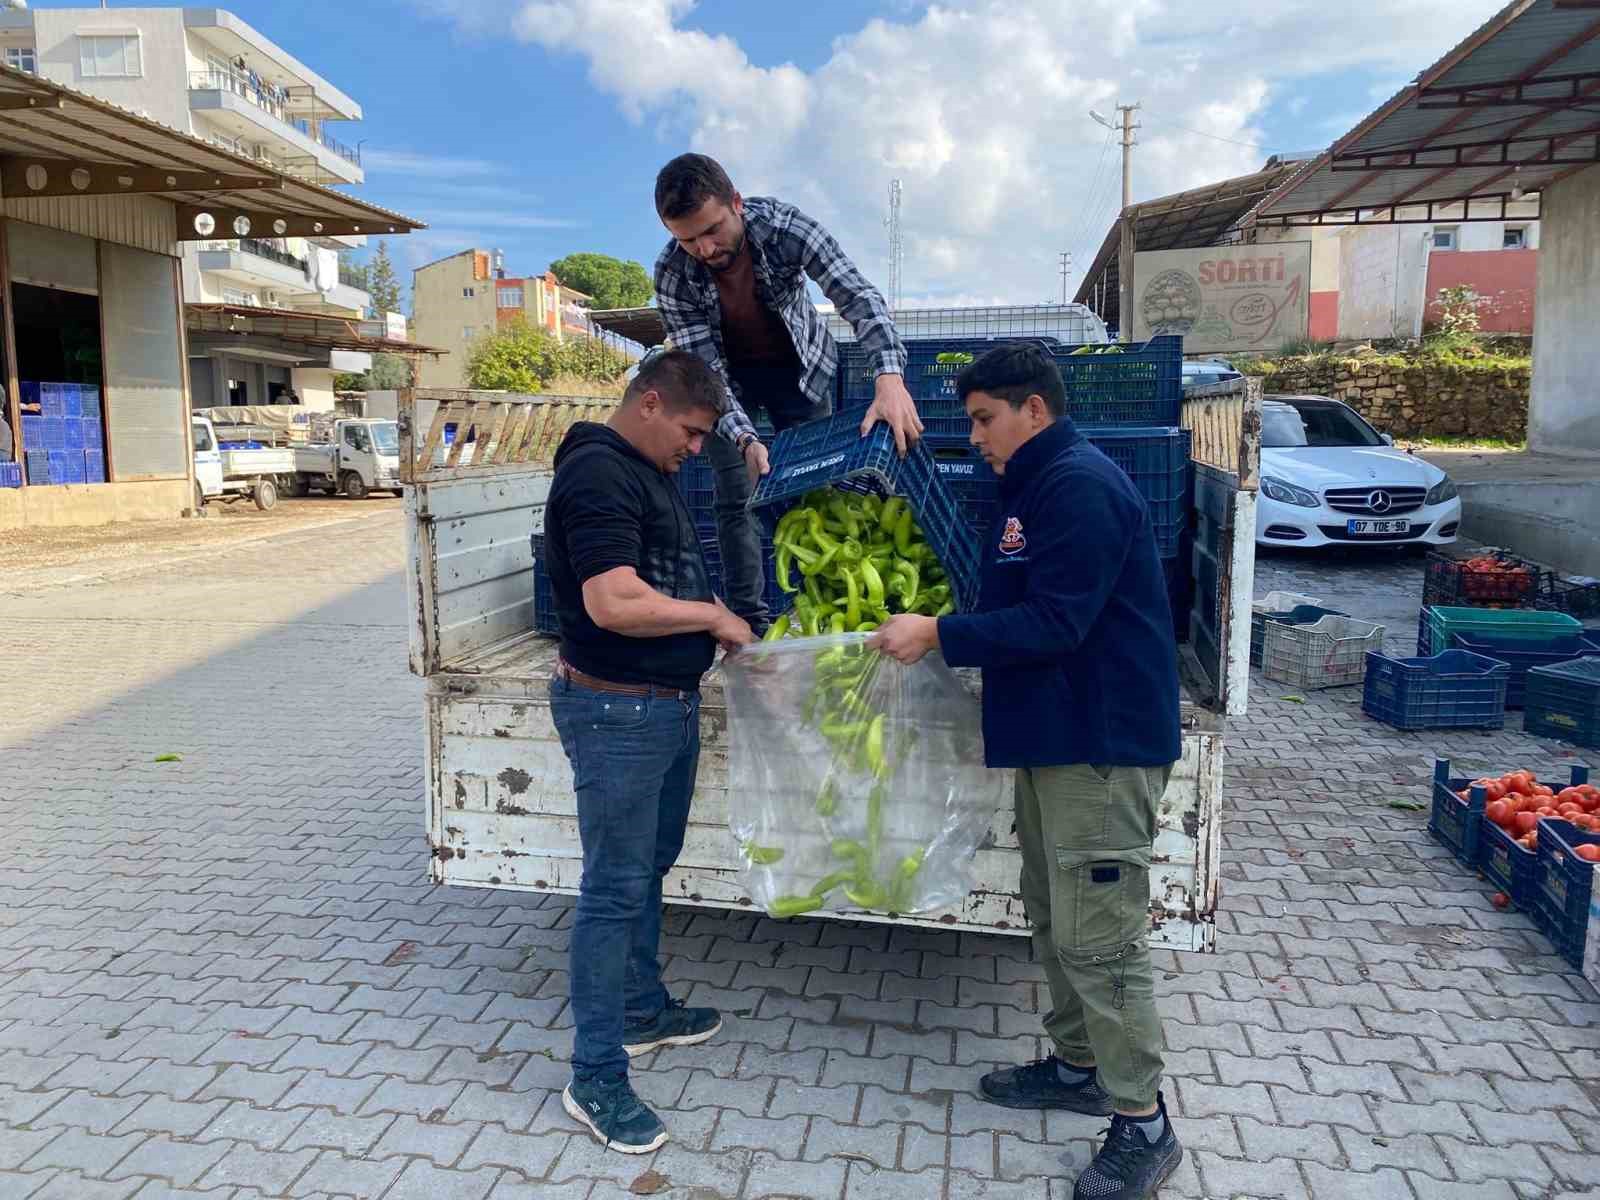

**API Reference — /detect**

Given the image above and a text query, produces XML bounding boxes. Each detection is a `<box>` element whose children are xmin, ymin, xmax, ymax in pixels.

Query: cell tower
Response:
<box><xmin>884</xmin><ymin>179</ymin><xmax>903</xmax><ymax>310</ymax></box>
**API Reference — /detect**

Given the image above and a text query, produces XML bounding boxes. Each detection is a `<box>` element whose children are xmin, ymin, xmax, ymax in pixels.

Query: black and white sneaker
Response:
<box><xmin>979</xmin><ymin>1055</ymin><xmax>1115</xmax><ymax>1116</ymax></box>
<box><xmin>622</xmin><ymin>996</ymin><xmax>722</xmax><ymax>1058</ymax></box>
<box><xmin>1073</xmin><ymin>1093</ymin><xmax>1182</xmax><ymax>1199</ymax></box>
<box><xmin>562</xmin><ymin>1075</ymin><xmax>668</xmax><ymax>1155</ymax></box>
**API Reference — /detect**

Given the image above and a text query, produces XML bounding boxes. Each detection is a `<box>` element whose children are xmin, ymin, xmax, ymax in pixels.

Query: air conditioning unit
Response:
<box><xmin>265</xmin><ymin>291</ymin><xmax>281</xmax><ymax>306</ymax></box>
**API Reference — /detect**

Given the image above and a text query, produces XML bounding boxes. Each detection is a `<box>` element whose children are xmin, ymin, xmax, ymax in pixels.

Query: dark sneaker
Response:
<box><xmin>622</xmin><ymin>996</ymin><xmax>722</xmax><ymax>1058</ymax></box>
<box><xmin>1073</xmin><ymin>1094</ymin><xmax>1182</xmax><ymax>1200</ymax></box>
<box><xmin>562</xmin><ymin>1076</ymin><xmax>668</xmax><ymax>1154</ymax></box>
<box><xmin>979</xmin><ymin>1056</ymin><xmax>1114</xmax><ymax>1115</ymax></box>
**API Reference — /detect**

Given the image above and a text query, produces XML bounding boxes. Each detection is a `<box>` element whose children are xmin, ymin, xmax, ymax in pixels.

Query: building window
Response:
<box><xmin>221</xmin><ymin>288</ymin><xmax>251</xmax><ymax>306</ymax></box>
<box><xmin>462</xmin><ymin>326</ymin><xmax>476</xmax><ymax>341</ymax></box>
<box><xmin>1431</xmin><ymin>227</ymin><xmax>1457</xmax><ymax>250</ymax></box>
<box><xmin>462</xmin><ymin>287</ymin><xmax>475</xmax><ymax>298</ymax></box>
<box><xmin>79</xmin><ymin>35</ymin><xmax>143</xmax><ymax>79</ymax></box>
<box><xmin>1503</xmin><ymin>226</ymin><xmax>1527</xmax><ymax>250</ymax></box>
<box><xmin>4</xmin><ymin>46</ymin><xmax>36</xmax><ymax>74</ymax></box>
<box><xmin>497</xmin><ymin>287</ymin><xmax>523</xmax><ymax>308</ymax></box>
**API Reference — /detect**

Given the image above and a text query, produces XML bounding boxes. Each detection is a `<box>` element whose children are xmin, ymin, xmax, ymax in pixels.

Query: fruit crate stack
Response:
<box><xmin>19</xmin><ymin>382</ymin><xmax>106</xmax><ymax>485</ymax></box>
<box><xmin>1249</xmin><ymin>592</ymin><xmax>1345</xmax><ymax>669</ymax></box>
<box><xmin>0</xmin><ymin>461</ymin><xmax>19</xmax><ymax>489</ymax></box>
<box><xmin>1524</xmin><ymin>657</ymin><xmax>1600</xmax><ymax>750</ymax></box>
<box><xmin>1422</xmin><ymin>550</ymin><xmax>1539</xmax><ymax>609</ymax></box>
<box><xmin>1417</xmin><ymin>606</ymin><xmax>1587</xmax><ymax>709</ymax></box>
<box><xmin>1362</xmin><ymin>650</ymin><xmax>1509</xmax><ymax>731</ymax></box>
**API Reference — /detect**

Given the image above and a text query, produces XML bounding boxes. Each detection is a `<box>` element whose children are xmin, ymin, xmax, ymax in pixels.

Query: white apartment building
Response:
<box><xmin>0</xmin><ymin>5</ymin><xmax>383</xmax><ymax>406</ymax></box>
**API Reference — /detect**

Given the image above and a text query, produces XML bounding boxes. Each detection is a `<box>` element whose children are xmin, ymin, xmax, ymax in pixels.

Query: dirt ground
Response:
<box><xmin>0</xmin><ymin>494</ymin><xmax>401</xmax><ymax>590</ymax></box>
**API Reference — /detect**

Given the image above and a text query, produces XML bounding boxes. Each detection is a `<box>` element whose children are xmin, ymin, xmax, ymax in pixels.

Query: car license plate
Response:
<box><xmin>1347</xmin><ymin>519</ymin><xmax>1410</xmax><ymax>536</ymax></box>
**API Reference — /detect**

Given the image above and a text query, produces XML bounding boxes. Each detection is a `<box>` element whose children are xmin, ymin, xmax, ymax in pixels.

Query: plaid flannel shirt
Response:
<box><xmin>653</xmin><ymin>196</ymin><xmax>907</xmax><ymax>447</ymax></box>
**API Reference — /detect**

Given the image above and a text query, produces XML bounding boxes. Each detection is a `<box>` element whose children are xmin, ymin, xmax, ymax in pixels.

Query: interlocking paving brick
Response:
<box><xmin>26</xmin><ymin>1128</ymin><xmax>145</xmax><ymax>1177</ymax></box>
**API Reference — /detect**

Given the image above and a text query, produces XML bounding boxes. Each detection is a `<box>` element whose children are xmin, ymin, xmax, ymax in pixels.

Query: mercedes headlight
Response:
<box><xmin>1426</xmin><ymin>476</ymin><xmax>1458</xmax><ymax>505</ymax></box>
<box><xmin>1262</xmin><ymin>475</ymin><xmax>1320</xmax><ymax>508</ymax></box>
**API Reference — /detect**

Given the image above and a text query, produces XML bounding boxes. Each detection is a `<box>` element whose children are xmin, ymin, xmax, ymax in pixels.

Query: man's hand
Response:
<box><xmin>859</xmin><ymin>373</ymin><xmax>924</xmax><ymax>457</ymax></box>
<box><xmin>869</xmin><ymin>613</ymin><xmax>940</xmax><ymax>665</ymax></box>
<box><xmin>743</xmin><ymin>438</ymin><xmax>770</xmax><ymax>485</ymax></box>
<box><xmin>711</xmin><ymin>598</ymin><xmax>756</xmax><ymax>653</ymax></box>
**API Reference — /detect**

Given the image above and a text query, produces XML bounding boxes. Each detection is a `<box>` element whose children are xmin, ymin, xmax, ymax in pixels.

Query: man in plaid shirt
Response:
<box><xmin>653</xmin><ymin>153</ymin><xmax>919</xmax><ymax>632</ymax></box>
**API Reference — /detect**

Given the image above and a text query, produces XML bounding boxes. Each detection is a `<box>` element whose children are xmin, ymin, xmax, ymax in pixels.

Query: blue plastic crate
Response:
<box><xmin>1480</xmin><ymin>816</ymin><xmax>1541</xmax><ymax>909</ymax></box>
<box><xmin>1082</xmin><ymin>426</ymin><xmax>1190</xmax><ymax>558</ymax></box>
<box><xmin>18</xmin><ymin>380</ymin><xmax>40</xmax><ymax>410</ymax></box>
<box><xmin>19</xmin><ymin>414</ymin><xmax>44</xmax><ymax>450</ymax></box>
<box><xmin>1428</xmin><ymin>759</ymin><xmax>1487</xmax><ymax>870</ymax></box>
<box><xmin>1417</xmin><ymin>605</ymin><xmax>1582</xmax><ymax>657</ymax></box>
<box><xmin>83</xmin><ymin>449</ymin><xmax>105</xmax><ymax>483</ymax></box>
<box><xmin>82</xmin><ymin>417</ymin><xmax>103</xmax><ymax>451</ymax></box>
<box><xmin>1524</xmin><ymin>656</ymin><xmax>1600</xmax><ymax>749</ymax></box>
<box><xmin>749</xmin><ymin>413</ymin><xmax>980</xmax><ymax>612</ymax></box>
<box><xmin>79</xmin><ymin>386</ymin><xmax>101</xmax><ymax>419</ymax></box>
<box><xmin>61</xmin><ymin>384</ymin><xmax>82</xmax><ymax>419</ymax></box>
<box><xmin>675</xmin><ymin>454</ymin><xmax>717</xmax><ymax>520</ymax></box>
<box><xmin>39</xmin><ymin>382</ymin><xmax>69</xmax><ymax>419</ymax></box>
<box><xmin>23</xmin><ymin>448</ymin><xmax>48</xmax><ymax>485</ymax></box>
<box><xmin>836</xmin><ymin>337</ymin><xmax>1061</xmax><ymax>412</ymax></box>
<box><xmin>1056</xmin><ymin>337</ymin><xmax>1182</xmax><ymax>426</ymax></box>
<box><xmin>1252</xmin><ymin>604</ymin><xmax>1347</xmax><ymax>668</ymax></box>
<box><xmin>927</xmin><ymin>440</ymin><xmax>999</xmax><ymax>535</ymax></box>
<box><xmin>1362</xmin><ymin>650</ymin><xmax>1509</xmax><ymax>731</ymax></box>
<box><xmin>530</xmin><ymin>533</ymin><xmax>559</xmax><ymax>636</ymax></box>
<box><xmin>62</xmin><ymin>418</ymin><xmax>85</xmax><ymax>451</ymax></box>
<box><xmin>1532</xmin><ymin>816</ymin><xmax>1600</xmax><ymax>969</ymax></box>
<box><xmin>1447</xmin><ymin>631</ymin><xmax>1587</xmax><ymax>709</ymax></box>
<box><xmin>47</xmin><ymin>450</ymin><xmax>85</xmax><ymax>484</ymax></box>
<box><xmin>0</xmin><ymin>461</ymin><xmax>19</xmax><ymax>489</ymax></box>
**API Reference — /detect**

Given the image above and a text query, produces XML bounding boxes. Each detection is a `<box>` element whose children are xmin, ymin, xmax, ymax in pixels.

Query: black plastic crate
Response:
<box><xmin>1081</xmin><ymin>426</ymin><xmax>1190</xmax><ymax>558</ymax></box>
<box><xmin>530</xmin><ymin>533</ymin><xmax>558</xmax><ymax>637</ymax></box>
<box><xmin>836</xmin><ymin>337</ymin><xmax>1060</xmax><ymax>418</ymax></box>
<box><xmin>1447</xmin><ymin>631</ymin><xmax>1588</xmax><ymax>710</ymax></box>
<box><xmin>1055</xmin><ymin>337</ymin><xmax>1182</xmax><ymax>426</ymax></box>
<box><xmin>1524</xmin><ymin>656</ymin><xmax>1600</xmax><ymax>749</ymax></box>
<box><xmin>749</xmin><ymin>413</ymin><xmax>980</xmax><ymax>613</ymax></box>
<box><xmin>1537</xmin><ymin>576</ymin><xmax>1600</xmax><ymax>619</ymax></box>
<box><xmin>1428</xmin><ymin>759</ymin><xmax>1488</xmax><ymax>870</ymax></box>
<box><xmin>1423</xmin><ymin>550</ymin><xmax>1539</xmax><ymax>609</ymax></box>
<box><xmin>1252</xmin><ymin>604</ymin><xmax>1347</xmax><ymax>669</ymax></box>
<box><xmin>676</xmin><ymin>454</ymin><xmax>717</xmax><ymax>518</ymax></box>
<box><xmin>1533</xmin><ymin>817</ymin><xmax>1600</xmax><ymax>969</ymax></box>
<box><xmin>1363</xmin><ymin>650</ymin><xmax>1509</xmax><ymax>731</ymax></box>
<box><xmin>1480</xmin><ymin>816</ymin><xmax>1541</xmax><ymax>909</ymax></box>
<box><xmin>926</xmin><ymin>441</ymin><xmax>998</xmax><ymax>536</ymax></box>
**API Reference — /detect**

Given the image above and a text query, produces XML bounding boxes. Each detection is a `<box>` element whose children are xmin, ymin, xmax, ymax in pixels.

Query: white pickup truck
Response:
<box><xmin>291</xmin><ymin>418</ymin><xmax>402</xmax><ymax>499</ymax></box>
<box><xmin>400</xmin><ymin>380</ymin><xmax>1259</xmax><ymax>952</ymax></box>
<box><xmin>191</xmin><ymin>415</ymin><xmax>293</xmax><ymax>511</ymax></box>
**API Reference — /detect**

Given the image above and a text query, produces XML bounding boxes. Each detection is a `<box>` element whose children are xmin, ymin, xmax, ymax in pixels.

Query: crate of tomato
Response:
<box><xmin>1423</xmin><ymin>550</ymin><xmax>1540</xmax><ymax>609</ymax></box>
<box><xmin>1473</xmin><ymin>765</ymin><xmax>1597</xmax><ymax>912</ymax></box>
<box><xmin>1532</xmin><ymin>817</ymin><xmax>1600</xmax><ymax>969</ymax></box>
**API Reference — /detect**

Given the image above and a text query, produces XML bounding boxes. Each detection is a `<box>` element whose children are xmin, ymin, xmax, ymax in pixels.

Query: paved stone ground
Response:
<box><xmin>1</xmin><ymin>518</ymin><xmax>1597</xmax><ymax>1200</ymax></box>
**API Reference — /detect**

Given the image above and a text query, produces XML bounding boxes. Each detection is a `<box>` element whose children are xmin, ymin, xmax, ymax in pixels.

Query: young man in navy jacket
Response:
<box><xmin>873</xmin><ymin>343</ymin><xmax>1183</xmax><ymax>1200</ymax></box>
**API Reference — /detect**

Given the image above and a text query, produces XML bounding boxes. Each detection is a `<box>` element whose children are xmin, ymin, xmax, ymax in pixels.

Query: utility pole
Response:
<box><xmin>884</xmin><ymin>179</ymin><xmax>903</xmax><ymax>311</ymax></box>
<box><xmin>1058</xmin><ymin>251</ymin><xmax>1072</xmax><ymax>304</ymax></box>
<box><xmin>1092</xmin><ymin>101</ymin><xmax>1141</xmax><ymax>340</ymax></box>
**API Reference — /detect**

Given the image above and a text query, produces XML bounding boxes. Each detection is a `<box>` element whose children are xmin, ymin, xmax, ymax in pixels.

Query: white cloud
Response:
<box><xmin>361</xmin><ymin>148</ymin><xmax>507</xmax><ymax>177</ymax></box>
<box><xmin>428</xmin><ymin>0</ymin><xmax>1506</xmax><ymax>303</ymax></box>
<box><xmin>412</xmin><ymin>209</ymin><xmax>584</xmax><ymax>230</ymax></box>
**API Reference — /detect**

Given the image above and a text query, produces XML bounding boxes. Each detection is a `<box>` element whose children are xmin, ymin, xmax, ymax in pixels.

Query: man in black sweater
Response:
<box><xmin>544</xmin><ymin>349</ymin><xmax>755</xmax><ymax>1154</ymax></box>
<box><xmin>873</xmin><ymin>344</ymin><xmax>1183</xmax><ymax>1200</ymax></box>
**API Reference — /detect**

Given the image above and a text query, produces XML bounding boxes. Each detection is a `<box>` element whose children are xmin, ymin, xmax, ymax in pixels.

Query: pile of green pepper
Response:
<box><xmin>744</xmin><ymin>486</ymin><xmax>952</xmax><ymax>918</ymax></box>
<box><xmin>759</xmin><ymin>488</ymin><xmax>955</xmax><ymax>644</ymax></box>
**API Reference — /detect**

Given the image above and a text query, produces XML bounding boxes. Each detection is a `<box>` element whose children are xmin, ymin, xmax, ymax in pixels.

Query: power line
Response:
<box><xmin>1066</xmin><ymin>126</ymin><xmax>1116</xmax><ymax>269</ymax></box>
<box><xmin>1140</xmin><ymin>110</ymin><xmax>1264</xmax><ymax>150</ymax></box>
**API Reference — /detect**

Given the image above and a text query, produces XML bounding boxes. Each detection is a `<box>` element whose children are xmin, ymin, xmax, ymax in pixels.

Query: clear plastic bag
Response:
<box><xmin>719</xmin><ymin>633</ymin><xmax>1003</xmax><ymax>919</ymax></box>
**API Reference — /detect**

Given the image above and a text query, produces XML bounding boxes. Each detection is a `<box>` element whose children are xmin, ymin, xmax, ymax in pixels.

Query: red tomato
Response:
<box><xmin>1514</xmin><ymin>811</ymin><xmax>1541</xmax><ymax>836</ymax></box>
<box><xmin>1581</xmin><ymin>793</ymin><xmax>1600</xmax><ymax>814</ymax></box>
<box><xmin>1575</xmin><ymin>844</ymin><xmax>1600</xmax><ymax>863</ymax></box>
<box><xmin>1536</xmin><ymin>807</ymin><xmax>1559</xmax><ymax>819</ymax></box>
<box><xmin>1557</xmin><ymin>787</ymin><xmax>1585</xmax><ymax>805</ymax></box>
<box><xmin>1559</xmin><ymin>805</ymin><xmax>1584</xmax><ymax>819</ymax></box>
<box><xmin>1491</xmin><ymin>892</ymin><xmax>1510</xmax><ymax>910</ymax></box>
<box><xmin>1486</xmin><ymin>800</ymin><xmax>1515</xmax><ymax>828</ymax></box>
<box><xmin>1503</xmin><ymin>772</ymin><xmax>1534</xmax><ymax>796</ymax></box>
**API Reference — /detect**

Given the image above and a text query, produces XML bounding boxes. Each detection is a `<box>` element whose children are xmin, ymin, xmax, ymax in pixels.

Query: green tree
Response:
<box><xmin>338</xmin><ymin>251</ymin><xmax>370</xmax><ymax>293</ymax></box>
<box><xmin>551</xmin><ymin>336</ymin><xmax>632</xmax><ymax>384</ymax></box>
<box><xmin>367</xmin><ymin>353</ymin><xmax>413</xmax><ymax>389</ymax></box>
<box><xmin>548</xmin><ymin>252</ymin><xmax>653</xmax><ymax>310</ymax></box>
<box><xmin>466</xmin><ymin>320</ymin><xmax>559</xmax><ymax>392</ymax></box>
<box><xmin>367</xmin><ymin>240</ymin><xmax>403</xmax><ymax>315</ymax></box>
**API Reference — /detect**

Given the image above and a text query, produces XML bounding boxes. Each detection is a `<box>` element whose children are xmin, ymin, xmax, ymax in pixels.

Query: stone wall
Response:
<box><xmin>1248</xmin><ymin>356</ymin><xmax>1529</xmax><ymax>440</ymax></box>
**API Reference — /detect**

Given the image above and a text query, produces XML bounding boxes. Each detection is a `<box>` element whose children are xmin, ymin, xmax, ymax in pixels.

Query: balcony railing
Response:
<box><xmin>200</xmin><ymin>238</ymin><xmax>308</xmax><ymax>275</ymax></box>
<box><xmin>338</xmin><ymin>263</ymin><xmax>369</xmax><ymax>290</ymax></box>
<box><xmin>190</xmin><ymin>68</ymin><xmax>362</xmax><ymax>168</ymax></box>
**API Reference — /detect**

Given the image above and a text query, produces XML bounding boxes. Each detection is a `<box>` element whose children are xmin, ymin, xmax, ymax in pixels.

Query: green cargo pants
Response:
<box><xmin>1015</xmin><ymin>762</ymin><xmax>1173</xmax><ymax>1113</ymax></box>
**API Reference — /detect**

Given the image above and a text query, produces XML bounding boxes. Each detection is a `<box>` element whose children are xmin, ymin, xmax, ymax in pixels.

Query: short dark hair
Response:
<box><xmin>655</xmin><ymin>153</ymin><xmax>736</xmax><ymax>220</ymax></box>
<box><xmin>625</xmin><ymin>347</ymin><xmax>725</xmax><ymax>416</ymax></box>
<box><xmin>956</xmin><ymin>344</ymin><xmax>1066</xmax><ymax>417</ymax></box>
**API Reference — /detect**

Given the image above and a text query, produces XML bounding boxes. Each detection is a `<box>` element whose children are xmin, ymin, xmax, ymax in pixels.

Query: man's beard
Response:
<box><xmin>704</xmin><ymin>225</ymin><xmax>747</xmax><ymax>274</ymax></box>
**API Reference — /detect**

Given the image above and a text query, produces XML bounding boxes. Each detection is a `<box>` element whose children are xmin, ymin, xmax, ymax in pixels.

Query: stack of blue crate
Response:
<box><xmin>20</xmin><ymin>382</ymin><xmax>105</xmax><ymax>484</ymax></box>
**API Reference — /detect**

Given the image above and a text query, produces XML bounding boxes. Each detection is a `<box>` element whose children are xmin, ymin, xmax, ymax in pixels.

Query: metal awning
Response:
<box><xmin>587</xmin><ymin>306</ymin><xmax>667</xmax><ymax>347</ymax></box>
<box><xmin>186</xmin><ymin>304</ymin><xmax>447</xmax><ymax>356</ymax></box>
<box><xmin>1073</xmin><ymin>162</ymin><xmax>1305</xmax><ymax>330</ymax></box>
<box><xmin>1256</xmin><ymin>0</ymin><xmax>1600</xmax><ymax>226</ymax></box>
<box><xmin>0</xmin><ymin>63</ymin><xmax>423</xmax><ymax>240</ymax></box>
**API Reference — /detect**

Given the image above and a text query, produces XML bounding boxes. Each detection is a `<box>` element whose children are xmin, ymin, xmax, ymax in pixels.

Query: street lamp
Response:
<box><xmin>1089</xmin><ymin>110</ymin><xmax>1112</xmax><ymax>129</ymax></box>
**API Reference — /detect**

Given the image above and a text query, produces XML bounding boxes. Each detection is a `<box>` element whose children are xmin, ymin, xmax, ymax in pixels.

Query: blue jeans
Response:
<box><xmin>549</xmin><ymin>674</ymin><xmax>701</xmax><ymax>1083</ymax></box>
<box><xmin>708</xmin><ymin>365</ymin><xmax>829</xmax><ymax>626</ymax></box>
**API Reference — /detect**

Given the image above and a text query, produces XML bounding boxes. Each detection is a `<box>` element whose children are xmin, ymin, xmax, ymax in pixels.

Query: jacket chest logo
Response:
<box><xmin>998</xmin><ymin>517</ymin><xmax>1026</xmax><ymax>556</ymax></box>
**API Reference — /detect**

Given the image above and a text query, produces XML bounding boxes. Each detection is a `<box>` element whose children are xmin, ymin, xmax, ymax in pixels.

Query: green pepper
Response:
<box><xmin>879</xmin><ymin>497</ymin><xmax>905</xmax><ymax>533</ymax></box>
<box><xmin>844</xmin><ymin>882</ymin><xmax>889</xmax><ymax>909</ymax></box>
<box><xmin>832</xmin><ymin>837</ymin><xmax>867</xmax><ymax>862</ymax></box>
<box><xmin>808</xmin><ymin>869</ymin><xmax>856</xmax><ymax>896</ymax></box>
<box><xmin>935</xmin><ymin>600</ymin><xmax>954</xmax><ymax>617</ymax></box>
<box><xmin>829</xmin><ymin>611</ymin><xmax>846</xmax><ymax>635</ymax></box>
<box><xmin>866</xmin><ymin>781</ymin><xmax>886</xmax><ymax>859</ymax></box>
<box><xmin>854</xmin><ymin>621</ymin><xmax>879</xmax><ymax>633</ymax></box>
<box><xmin>770</xmin><ymin>893</ymin><xmax>824</xmax><ymax>919</ymax></box>
<box><xmin>836</xmin><ymin>537</ymin><xmax>863</xmax><ymax>564</ymax></box>
<box><xmin>843</xmin><ymin>568</ymin><xmax>861</xmax><ymax>628</ymax></box>
<box><xmin>894</xmin><ymin>508</ymin><xmax>915</xmax><ymax>556</ymax></box>
<box><xmin>815</xmin><ymin>777</ymin><xmax>838</xmax><ymax>816</ymax></box>
<box><xmin>800</xmin><ymin>543</ymin><xmax>839</xmax><ymax>578</ymax></box>
<box><xmin>775</xmin><ymin>545</ymin><xmax>797</xmax><ymax>593</ymax></box>
<box><xmin>858</xmin><ymin>558</ymin><xmax>885</xmax><ymax>608</ymax></box>
<box><xmin>827</xmin><ymin>497</ymin><xmax>860</xmax><ymax>539</ymax></box>
<box><xmin>762</xmin><ymin>614</ymin><xmax>791</xmax><ymax>642</ymax></box>
<box><xmin>743</xmin><ymin>842</ymin><xmax>785</xmax><ymax>865</ymax></box>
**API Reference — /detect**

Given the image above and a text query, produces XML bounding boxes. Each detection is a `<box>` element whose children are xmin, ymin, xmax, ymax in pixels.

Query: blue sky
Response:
<box><xmin>55</xmin><ymin>1</ymin><xmax>1509</xmax><ymax>306</ymax></box>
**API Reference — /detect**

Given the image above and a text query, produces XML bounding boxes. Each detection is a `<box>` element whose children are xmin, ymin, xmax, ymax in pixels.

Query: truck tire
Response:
<box><xmin>193</xmin><ymin>481</ymin><xmax>208</xmax><ymax>517</ymax></box>
<box><xmin>342</xmin><ymin>471</ymin><xmax>368</xmax><ymax>500</ymax></box>
<box><xmin>281</xmin><ymin>472</ymin><xmax>308</xmax><ymax>498</ymax></box>
<box><xmin>253</xmin><ymin>477</ymin><xmax>278</xmax><ymax>511</ymax></box>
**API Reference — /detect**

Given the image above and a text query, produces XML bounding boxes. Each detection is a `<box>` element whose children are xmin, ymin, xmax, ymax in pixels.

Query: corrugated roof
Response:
<box><xmin>186</xmin><ymin>304</ymin><xmax>447</xmax><ymax>356</ymax></box>
<box><xmin>0</xmin><ymin>63</ymin><xmax>424</xmax><ymax>236</ymax></box>
<box><xmin>1072</xmin><ymin>162</ymin><xmax>1306</xmax><ymax>330</ymax></box>
<box><xmin>1256</xmin><ymin>0</ymin><xmax>1600</xmax><ymax>224</ymax></box>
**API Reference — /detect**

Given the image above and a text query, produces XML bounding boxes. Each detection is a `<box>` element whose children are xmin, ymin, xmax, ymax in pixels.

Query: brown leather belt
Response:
<box><xmin>555</xmin><ymin>658</ymin><xmax>690</xmax><ymax>699</ymax></box>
